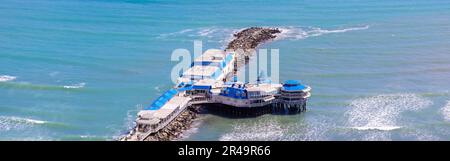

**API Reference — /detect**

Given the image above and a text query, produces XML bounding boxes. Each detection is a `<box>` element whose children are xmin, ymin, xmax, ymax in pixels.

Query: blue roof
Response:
<box><xmin>168</xmin><ymin>89</ymin><xmax>177</xmax><ymax>94</ymax></box>
<box><xmin>145</xmin><ymin>89</ymin><xmax>178</xmax><ymax>110</ymax></box>
<box><xmin>192</xmin><ymin>85</ymin><xmax>211</xmax><ymax>90</ymax></box>
<box><xmin>282</xmin><ymin>80</ymin><xmax>307</xmax><ymax>91</ymax></box>
<box><xmin>177</xmin><ymin>86</ymin><xmax>193</xmax><ymax>91</ymax></box>
<box><xmin>284</xmin><ymin>80</ymin><xmax>301</xmax><ymax>85</ymax></box>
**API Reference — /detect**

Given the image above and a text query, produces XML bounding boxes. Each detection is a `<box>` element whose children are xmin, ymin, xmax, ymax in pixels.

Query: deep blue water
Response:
<box><xmin>1</xmin><ymin>0</ymin><xmax>450</xmax><ymax>140</ymax></box>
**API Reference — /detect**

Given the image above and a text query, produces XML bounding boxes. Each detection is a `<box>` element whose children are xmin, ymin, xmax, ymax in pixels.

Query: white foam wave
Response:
<box><xmin>350</xmin><ymin>126</ymin><xmax>401</xmax><ymax>131</ymax></box>
<box><xmin>442</xmin><ymin>101</ymin><xmax>450</xmax><ymax>121</ymax></box>
<box><xmin>0</xmin><ymin>116</ymin><xmax>47</xmax><ymax>131</ymax></box>
<box><xmin>312</xmin><ymin>25</ymin><xmax>370</xmax><ymax>34</ymax></box>
<box><xmin>158</xmin><ymin>27</ymin><xmax>239</xmax><ymax>41</ymax></box>
<box><xmin>0</xmin><ymin>75</ymin><xmax>16</xmax><ymax>82</ymax></box>
<box><xmin>277</xmin><ymin>25</ymin><xmax>370</xmax><ymax>40</ymax></box>
<box><xmin>63</xmin><ymin>82</ymin><xmax>85</xmax><ymax>89</ymax></box>
<box><xmin>345</xmin><ymin>93</ymin><xmax>432</xmax><ymax>140</ymax></box>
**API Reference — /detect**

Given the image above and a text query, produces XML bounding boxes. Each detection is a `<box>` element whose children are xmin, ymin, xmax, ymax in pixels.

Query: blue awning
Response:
<box><xmin>144</xmin><ymin>89</ymin><xmax>178</xmax><ymax>110</ymax></box>
<box><xmin>192</xmin><ymin>85</ymin><xmax>211</xmax><ymax>90</ymax></box>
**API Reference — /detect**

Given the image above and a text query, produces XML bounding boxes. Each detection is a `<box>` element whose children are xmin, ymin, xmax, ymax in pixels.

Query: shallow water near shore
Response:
<box><xmin>1</xmin><ymin>0</ymin><xmax>450</xmax><ymax>140</ymax></box>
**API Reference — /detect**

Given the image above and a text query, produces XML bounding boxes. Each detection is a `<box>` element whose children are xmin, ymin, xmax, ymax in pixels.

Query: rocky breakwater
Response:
<box><xmin>143</xmin><ymin>106</ymin><xmax>200</xmax><ymax>141</ymax></box>
<box><xmin>225</xmin><ymin>27</ymin><xmax>281</xmax><ymax>80</ymax></box>
<box><xmin>226</xmin><ymin>27</ymin><xmax>281</xmax><ymax>51</ymax></box>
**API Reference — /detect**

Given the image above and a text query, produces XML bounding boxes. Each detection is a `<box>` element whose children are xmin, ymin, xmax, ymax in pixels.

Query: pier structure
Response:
<box><xmin>121</xmin><ymin>49</ymin><xmax>311</xmax><ymax>141</ymax></box>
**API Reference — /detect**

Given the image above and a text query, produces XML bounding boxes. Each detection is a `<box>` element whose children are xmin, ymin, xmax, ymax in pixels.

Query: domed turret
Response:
<box><xmin>276</xmin><ymin>80</ymin><xmax>311</xmax><ymax>114</ymax></box>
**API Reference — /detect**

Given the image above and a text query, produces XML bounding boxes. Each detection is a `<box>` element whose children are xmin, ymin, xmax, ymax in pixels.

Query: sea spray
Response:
<box><xmin>345</xmin><ymin>93</ymin><xmax>432</xmax><ymax>140</ymax></box>
<box><xmin>442</xmin><ymin>101</ymin><xmax>450</xmax><ymax>121</ymax></box>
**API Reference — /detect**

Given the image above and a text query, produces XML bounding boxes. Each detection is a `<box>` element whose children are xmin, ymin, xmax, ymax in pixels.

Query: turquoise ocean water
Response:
<box><xmin>1</xmin><ymin>0</ymin><xmax>450</xmax><ymax>140</ymax></box>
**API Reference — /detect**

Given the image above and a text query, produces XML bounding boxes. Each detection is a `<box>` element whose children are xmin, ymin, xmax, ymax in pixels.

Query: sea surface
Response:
<box><xmin>1</xmin><ymin>0</ymin><xmax>450</xmax><ymax>140</ymax></box>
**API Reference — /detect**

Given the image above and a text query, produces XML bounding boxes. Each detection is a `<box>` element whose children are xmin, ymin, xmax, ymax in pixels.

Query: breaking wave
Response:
<box><xmin>442</xmin><ymin>101</ymin><xmax>450</xmax><ymax>121</ymax></box>
<box><xmin>277</xmin><ymin>25</ymin><xmax>370</xmax><ymax>40</ymax></box>
<box><xmin>345</xmin><ymin>93</ymin><xmax>432</xmax><ymax>140</ymax></box>
<box><xmin>63</xmin><ymin>82</ymin><xmax>85</xmax><ymax>89</ymax></box>
<box><xmin>0</xmin><ymin>75</ymin><xmax>16</xmax><ymax>82</ymax></box>
<box><xmin>0</xmin><ymin>116</ymin><xmax>48</xmax><ymax>131</ymax></box>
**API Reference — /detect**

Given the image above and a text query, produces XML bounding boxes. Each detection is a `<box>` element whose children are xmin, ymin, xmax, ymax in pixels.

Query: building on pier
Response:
<box><xmin>122</xmin><ymin>49</ymin><xmax>311</xmax><ymax>141</ymax></box>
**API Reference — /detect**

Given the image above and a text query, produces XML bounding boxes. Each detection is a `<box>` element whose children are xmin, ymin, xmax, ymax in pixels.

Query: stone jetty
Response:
<box><xmin>226</xmin><ymin>27</ymin><xmax>281</xmax><ymax>51</ymax></box>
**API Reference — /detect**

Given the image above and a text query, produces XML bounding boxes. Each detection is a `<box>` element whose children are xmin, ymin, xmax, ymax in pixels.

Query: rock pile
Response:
<box><xmin>226</xmin><ymin>27</ymin><xmax>281</xmax><ymax>51</ymax></box>
<box><xmin>144</xmin><ymin>106</ymin><xmax>200</xmax><ymax>141</ymax></box>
